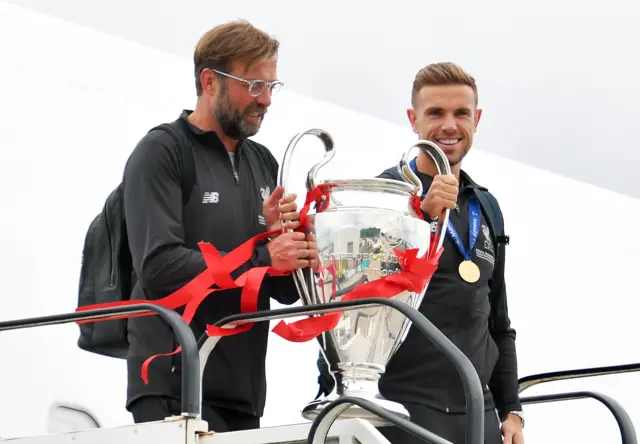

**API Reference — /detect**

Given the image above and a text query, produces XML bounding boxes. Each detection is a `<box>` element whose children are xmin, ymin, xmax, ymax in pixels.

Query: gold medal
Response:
<box><xmin>458</xmin><ymin>260</ymin><xmax>480</xmax><ymax>283</ymax></box>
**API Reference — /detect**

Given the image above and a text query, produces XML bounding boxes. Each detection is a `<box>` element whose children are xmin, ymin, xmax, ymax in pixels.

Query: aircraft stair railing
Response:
<box><xmin>199</xmin><ymin>296</ymin><xmax>486</xmax><ymax>444</ymax></box>
<box><xmin>14</xmin><ymin>300</ymin><xmax>636</xmax><ymax>443</ymax></box>
<box><xmin>518</xmin><ymin>363</ymin><xmax>640</xmax><ymax>444</ymax></box>
<box><xmin>0</xmin><ymin>298</ymin><xmax>483</xmax><ymax>444</ymax></box>
<box><xmin>0</xmin><ymin>304</ymin><xmax>202</xmax><ymax>420</ymax></box>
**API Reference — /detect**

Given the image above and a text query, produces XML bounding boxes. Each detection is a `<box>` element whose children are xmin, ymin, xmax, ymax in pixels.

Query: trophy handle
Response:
<box><xmin>277</xmin><ymin>129</ymin><xmax>336</xmax><ymax>306</ymax></box>
<box><xmin>397</xmin><ymin>140</ymin><xmax>452</xmax><ymax>252</ymax></box>
<box><xmin>278</xmin><ymin>129</ymin><xmax>336</xmax><ymax>193</ymax></box>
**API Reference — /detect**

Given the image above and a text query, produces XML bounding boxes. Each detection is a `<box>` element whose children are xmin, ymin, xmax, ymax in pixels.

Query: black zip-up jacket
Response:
<box><xmin>121</xmin><ymin>110</ymin><xmax>299</xmax><ymax>417</ymax></box>
<box><xmin>375</xmin><ymin>166</ymin><xmax>521</xmax><ymax>419</ymax></box>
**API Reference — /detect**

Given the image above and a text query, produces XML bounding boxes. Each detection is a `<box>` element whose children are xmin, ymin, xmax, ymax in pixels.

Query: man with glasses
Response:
<box><xmin>122</xmin><ymin>20</ymin><xmax>313</xmax><ymax>432</ymax></box>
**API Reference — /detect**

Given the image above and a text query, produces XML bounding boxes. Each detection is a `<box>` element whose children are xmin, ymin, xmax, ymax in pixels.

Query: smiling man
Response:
<box><xmin>121</xmin><ymin>20</ymin><xmax>315</xmax><ymax>432</ymax></box>
<box><xmin>376</xmin><ymin>62</ymin><xmax>525</xmax><ymax>444</ymax></box>
<box><xmin>314</xmin><ymin>62</ymin><xmax>524</xmax><ymax>443</ymax></box>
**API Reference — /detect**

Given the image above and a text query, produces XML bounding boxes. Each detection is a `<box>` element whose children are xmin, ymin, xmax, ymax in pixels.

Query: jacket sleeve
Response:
<box><xmin>488</xmin><ymin>239</ymin><xmax>522</xmax><ymax>419</ymax></box>
<box><xmin>123</xmin><ymin>131</ymin><xmax>271</xmax><ymax>299</ymax></box>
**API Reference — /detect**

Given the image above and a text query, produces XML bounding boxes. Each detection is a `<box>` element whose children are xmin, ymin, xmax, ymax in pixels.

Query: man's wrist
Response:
<box><xmin>503</xmin><ymin>411</ymin><xmax>525</xmax><ymax>428</ymax></box>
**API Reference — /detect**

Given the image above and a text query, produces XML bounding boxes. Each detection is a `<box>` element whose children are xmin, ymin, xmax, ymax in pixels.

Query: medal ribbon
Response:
<box><xmin>446</xmin><ymin>199</ymin><xmax>480</xmax><ymax>261</ymax></box>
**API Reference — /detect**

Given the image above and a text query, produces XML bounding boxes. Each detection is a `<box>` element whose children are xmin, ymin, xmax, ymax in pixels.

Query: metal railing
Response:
<box><xmin>0</xmin><ymin>304</ymin><xmax>201</xmax><ymax>419</ymax></box>
<box><xmin>1</xmin><ymin>300</ymin><xmax>638</xmax><ymax>443</ymax></box>
<box><xmin>200</xmin><ymin>297</ymin><xmax>486</xmax><ymax>444</ymax></box>
<box><xmin>518</xmin><ymin>363</ymin><xmax>640</xmax><ymax>444</ymax></box>
<box><xmin>203</xmin><ymin>301</ymin><xmax>640</xmax><ymax>443</ymax></box>
<box><xmin>519</xmin><ymin>363</ymin><xmax>640</xmax><ymax>394</ymax></box>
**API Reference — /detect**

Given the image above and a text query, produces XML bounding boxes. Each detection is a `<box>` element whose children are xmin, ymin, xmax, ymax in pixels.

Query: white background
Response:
<box><xmin>1</xmin><ymin>3</ymin><xmax>639</xmax><ymax>443</ymax></box>
<box><xmin>4</xmin><ymin>0</ymin><xmax>640</xmax><ymax>200</ymax></box>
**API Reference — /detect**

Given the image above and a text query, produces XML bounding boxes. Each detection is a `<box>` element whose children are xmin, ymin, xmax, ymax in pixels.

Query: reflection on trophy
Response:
<box><xmin>278</xmin><ymin>129</ymin><xmax>451</xmax><ymax>426</ymax></box>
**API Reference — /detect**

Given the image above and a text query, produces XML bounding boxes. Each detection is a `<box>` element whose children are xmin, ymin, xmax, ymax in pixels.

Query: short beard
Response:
<box><xmin>450</xmin><ymin>148</ymin><xmax>468</xmax><ymax>168</ymax></box>
<box><xmin>214</xmin><ymin>84</ymin><xmax>261</xmax><ymax>140</ymax></box>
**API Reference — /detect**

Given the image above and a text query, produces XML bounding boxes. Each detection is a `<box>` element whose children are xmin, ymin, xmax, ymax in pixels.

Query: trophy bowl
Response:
<box><xmin>278</xmin><ymin>129</ymin><xmax>451</xmax><ymax>427</ymax></box>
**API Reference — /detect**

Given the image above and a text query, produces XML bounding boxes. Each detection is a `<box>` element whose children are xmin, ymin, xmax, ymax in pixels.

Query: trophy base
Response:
<box><xmin>301</xmin><ymin>394</ymin><xmax>410</xmax><ymax>427</ymax></box>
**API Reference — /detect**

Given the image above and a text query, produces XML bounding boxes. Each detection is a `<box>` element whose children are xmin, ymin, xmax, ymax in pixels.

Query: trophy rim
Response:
<box><xmin>313</xmin><ymin>177</ymin><xmax>417</xmax><ymax>196</ymax></box>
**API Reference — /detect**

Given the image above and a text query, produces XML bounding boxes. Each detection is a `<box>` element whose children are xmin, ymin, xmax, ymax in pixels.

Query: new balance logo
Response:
<box><xmin>202</xmin><ymin>191</ymin><xmax>219</xmax><ymax>204</ymax></box>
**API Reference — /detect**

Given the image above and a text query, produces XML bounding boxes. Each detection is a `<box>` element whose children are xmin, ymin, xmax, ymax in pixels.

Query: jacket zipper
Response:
<box><xmin>232</xmin><ymin>167</ymin><xmax>239</xmax><ymax>183</ymax></box>
<box><xmin>229</xmin><ymin>150</ymin><xmax>240</xmax><ymax>184</ymax></box>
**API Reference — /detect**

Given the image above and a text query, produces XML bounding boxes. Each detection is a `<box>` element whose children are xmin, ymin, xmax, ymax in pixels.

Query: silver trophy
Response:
<box><xmin>278</xmin><ymin>129</ymin><xmax>451</xmax><ymax>426</ymax></box>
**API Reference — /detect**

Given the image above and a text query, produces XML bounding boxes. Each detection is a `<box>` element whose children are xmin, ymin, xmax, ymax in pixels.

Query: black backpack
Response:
<box><xmin>314</xmin><ymin>168</ymin><xmax>510</xmax><ymax>397</ymax></box>
<box><xmin>76</xmin><ymin>122</ymin><xmax>195</xmax><ymax>359</ymax></box>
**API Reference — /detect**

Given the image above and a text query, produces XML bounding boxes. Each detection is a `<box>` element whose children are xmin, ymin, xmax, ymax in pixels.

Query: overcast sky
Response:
<box><xmin>6</xmin><ymin>0</ymin><xmax>640</xmax><ymax>199</ymax></box>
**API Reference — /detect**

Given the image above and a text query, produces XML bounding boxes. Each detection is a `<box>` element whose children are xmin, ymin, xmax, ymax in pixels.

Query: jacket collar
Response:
<box><xmin>459</xmin><ymin>170</ymin><xmax>487</xmax><ymax>192</ymax></box>
<box><xmin>178</xmin><ymin>109</ymin><xmax>246</xmax><ymax>155</ymax></box>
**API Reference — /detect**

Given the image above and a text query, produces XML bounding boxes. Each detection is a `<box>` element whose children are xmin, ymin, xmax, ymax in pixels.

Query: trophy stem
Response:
<box><xmin>302</xmin><ymin>362</ymin><xmax>410</xmax><ymax>427</ymax></box>
<box><xmin>337</xmin><ymin>363</ymin><xmax>385</xmax><ymax>396</ymax></box>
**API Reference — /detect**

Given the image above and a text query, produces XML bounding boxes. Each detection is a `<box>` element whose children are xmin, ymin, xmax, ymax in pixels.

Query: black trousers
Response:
<box><xmin>128</xmin><ymin>396</ymin><xmax>260</xmax><ymax>433</ymax></box>
<box><xmin>378</xmin><ymin>403</ymin><xmax>502</xmax><ymax>444</ymax></box>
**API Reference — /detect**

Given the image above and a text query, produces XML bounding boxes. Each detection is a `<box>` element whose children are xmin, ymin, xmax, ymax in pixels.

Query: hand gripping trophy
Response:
<box><xmin>278</xmin><ymin>129</ymin><xmax>452</xmax><ymax>426</ymax></box>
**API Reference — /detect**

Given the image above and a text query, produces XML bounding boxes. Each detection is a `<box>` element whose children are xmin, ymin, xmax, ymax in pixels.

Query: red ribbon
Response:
<box><xmin>76</xmin><ymin>183</ymin><xmax>442</xmax><ymax>384</ymax></box>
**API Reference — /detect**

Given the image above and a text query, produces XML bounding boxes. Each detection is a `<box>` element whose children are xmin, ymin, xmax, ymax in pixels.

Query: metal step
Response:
<box><xmin>0</xmin><ymin>417</ymin><xmax>391</xmax><ymax>444</ymax></box>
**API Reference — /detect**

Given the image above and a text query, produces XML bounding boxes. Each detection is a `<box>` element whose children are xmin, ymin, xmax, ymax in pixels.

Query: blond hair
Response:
<box><xmin>411</xmin><ymin>62</ymin><xmax>478</xmax><ymax>108</ymax></box>
<box><xmin>193</xmin><ymin>20</ymin><xmax>280</xmax><ymax>95</ymax></box>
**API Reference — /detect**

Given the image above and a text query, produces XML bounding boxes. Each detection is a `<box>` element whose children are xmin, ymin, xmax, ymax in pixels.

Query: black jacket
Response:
<box><xmin>121</xmin><ymin>110</ymin><xmax>299</xmax><ymax>417</ymax></box>
<box><xmin>375</xmin><ymin>166</ymin><xmax>522</xmax><ymax>419</ymax></box>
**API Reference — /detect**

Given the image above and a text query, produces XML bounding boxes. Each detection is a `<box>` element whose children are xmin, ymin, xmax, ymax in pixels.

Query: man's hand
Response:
<box><xmin>501</xmin><ymin>414</ymin><xmax>524</xmax><ymax>444</ymax></box>
<box><xmin>266</xmin><ymin>231</ymin><xmax>310</xmax><ymax>272</ymax></box>
<box><xmin>263</xmin><ymin>185</ymin><xmax>301</xmax><ymax>233</ymax></box>
<box><xmin>421</xmin><ymin>174</ymin><xmax>459</xmax><ymax>219</ymax></box>
<box><xmin>306</xmin><ymin>232</ymin><xmax>320</xmax><ymax>271</ymax></box>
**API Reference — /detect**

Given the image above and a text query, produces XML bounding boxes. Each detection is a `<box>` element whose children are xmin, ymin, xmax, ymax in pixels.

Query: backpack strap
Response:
<box><xmin>472</xmin><ymin>188</ymin><xmax>509</xmax><ymax>247</ymax></box>
<box><xmin>472</xmin><ymin>188</ymin><xmax>509</xmax><ymax>332</ymax></box>
<box><xmin>148</xmin><ymin>122</ymin><xmax>196</xmax><ymax>204</ymax></box>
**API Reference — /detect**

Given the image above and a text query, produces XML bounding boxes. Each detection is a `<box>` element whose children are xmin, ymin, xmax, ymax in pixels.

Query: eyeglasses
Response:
<box><xmin>211</xmin><ymin>69</ymin><xmax>284</xmax><ymax>97</ymax></box>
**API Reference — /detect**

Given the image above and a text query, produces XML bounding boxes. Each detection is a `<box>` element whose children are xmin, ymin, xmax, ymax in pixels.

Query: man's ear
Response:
<box><xmin>474</xmin><ymin>108</ymin><xmax>483</xmax><ymax>130</ymax></box>
<box><xmin>200</xmin><ymin>68</ymin><xmax>217</xmax><ymax>97</ymax></box>
<box><xmin>407</xmin><ymin>108</ymin><xmax>418</xmax><ymax>134</ymax></box>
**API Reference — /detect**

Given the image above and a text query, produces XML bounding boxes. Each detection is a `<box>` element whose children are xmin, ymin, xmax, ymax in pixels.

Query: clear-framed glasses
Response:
<box><xmin>211</xmin><ymin>69</ymin><xmax>284</xmax><ymax>97</ymax></box>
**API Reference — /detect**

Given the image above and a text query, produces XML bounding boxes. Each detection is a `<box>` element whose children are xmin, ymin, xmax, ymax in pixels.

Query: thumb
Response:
<box><xmin>265</xmin><ymin>185</ymin><xmax>285</xmax><ymax>205</ymax></box>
